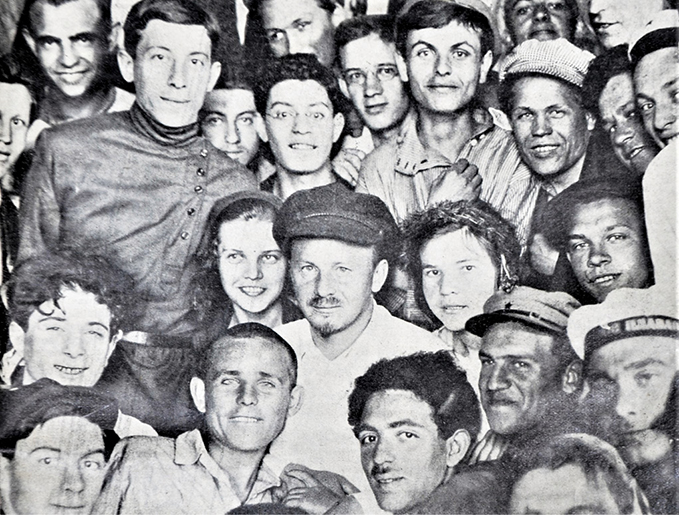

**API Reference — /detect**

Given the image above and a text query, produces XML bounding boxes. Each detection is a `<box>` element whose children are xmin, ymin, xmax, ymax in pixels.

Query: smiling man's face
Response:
<box><xmin>124</xmin><ymin>19</ymin><xmax>220</xmax><ymax>127</ymax></box>
<box><xmin>11</xmin><ymin>286</ymin><xmax>117</xmax><ymax>387</ymax></box>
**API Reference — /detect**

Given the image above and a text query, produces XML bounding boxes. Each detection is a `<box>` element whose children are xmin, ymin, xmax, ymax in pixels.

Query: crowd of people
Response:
<box><xmin>0</xmin><ymin>0</ymin><xmax>676</xmax><ymax>513</ymax></box>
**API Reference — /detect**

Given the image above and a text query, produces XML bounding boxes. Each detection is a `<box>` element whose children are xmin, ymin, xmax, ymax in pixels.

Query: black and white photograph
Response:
<box><xmin>0</xmin><ymin>0</ymin><xmax>676</xmax><ymax>513</ymax></box>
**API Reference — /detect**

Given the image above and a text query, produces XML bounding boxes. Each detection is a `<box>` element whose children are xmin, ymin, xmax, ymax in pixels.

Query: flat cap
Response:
<box><xmin>272</xmin><ymin>183</ymin><xmax>399</xmax><ymax>253</ymax></box>
<box><xmin>0</xmin><ymin>379</ymin><xmax>119</xmax><ymax>446</ymax></box>
<box><xmin>499</xmin><ymin>38</ymin><xmax>595</xmax><ymax>88</ymax></box>
<box><xmin>466</xmin><ymin>286</ymin><xmax>581</xmax><ymax>336</ymax></box>
<box><xmin>567</xmin><ymin>287</ymin><xmax>679</xmax><ymax>361</ymax></box>
<box><xmin>629</xmin><ymin>9</ymin><xmax>679</xmax><ymax>65</ymax></box>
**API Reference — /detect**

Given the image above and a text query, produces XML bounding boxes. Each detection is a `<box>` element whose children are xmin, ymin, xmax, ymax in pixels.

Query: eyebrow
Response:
<box><xmin>569</xmin><ymin>224</ymin><xmax>633</xmax><ymax>239</ymax></box>
<box><xmin>30</xmin><ymin>446</ymin><xmax>61</xmax><ymax>455</ymax></box>
<box><xmin>89</xmin><ymin>321</ymin><xmax>110</xmax><ymax>331</ymax></box>
<box><xmin>388</xmin><ymin>419</ymin><xmax>427</xmax><ymax>429</ymax></box>
<box><xmin>625</xmin><ymin>358</ymin><xmax>668</xmax><ymax>370</ymax></box>
<box><xmin>37</xmin><ymin>315</ymin><xmax>66</xmax><ymax>323</ymax></box>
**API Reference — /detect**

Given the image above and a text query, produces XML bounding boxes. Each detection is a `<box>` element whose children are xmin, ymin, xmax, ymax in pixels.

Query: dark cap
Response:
<box><xmin>272</xmin><ymin>183</ymin><xmax>400</xmax><ymax>254</ymax></box>
<box><xmin>466</xmin><ymin>286</ymin><xmax>581</xmax><ymax>336</ymax></box>
<box><xmin>0</xmin><ymin>379</ymin><xmax>119</xmax><ymax>447</ymax></box>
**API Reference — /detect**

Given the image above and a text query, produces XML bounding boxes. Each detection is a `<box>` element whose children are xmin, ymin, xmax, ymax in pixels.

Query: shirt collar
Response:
<box><xmin>394</xmin><ymin>107</ymin><xmax>495</xmax><ymax>176</ymax></box>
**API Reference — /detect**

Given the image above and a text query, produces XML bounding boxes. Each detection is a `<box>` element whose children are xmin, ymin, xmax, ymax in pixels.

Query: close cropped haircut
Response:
<box><xmin>402</xmin><ymin>200</ymin><xmax>521</xmax><ymax>321</ymax></box>
<box><xmin>253</xmin><ymin>0</ymin><xmax>336</xmax><ymax>16</ymax></box>
<box><xmin>123</xmin><ymin>0</ymin><xmax>220</xmax><ymax>59</ymax></box>
<box><xmin>581</xmin><ymin>45</ymin><xmax>633</xmax><ymax>115</ymax></box>
<box><xmin>195</xmin><ymin>322</ymin><xmax>298</xmax><ymax>388</ymax></box>
<box><xmin>24</xmin><ymin>0</ymin><xmax>112</xmax><ymax>36</ymax></box>
<box><xmin>498</xmin><ymin>71</ymin><xmax>585</xmax><ymax>118</ymax></box>
<box><xmin>252</xmin><ymin>53</ymin><xmax>348</xmax><ymax>116</ymax></box>
<box><xmin>334</xmin><ymin>14</ymin><xmax>397</xmax><ymax>67</ymax></box>
<box><xmin>395</xmin><ymin>0</ymin><xmax>494</xmax><ymax>58</ymax></box>
<box><xmin>507</xmin><ymin>434</ymin><xmax>651</xmax><ymax>515</ymax></box>
<box><xmin>348</xmin><ymin>351</ymin><xmax>481</xmax><ymax>442</ymax></box>
<box><xmin>8</xmin><ymin>251</ymin><xmax>136</xmax><ymax>335</ymax></box>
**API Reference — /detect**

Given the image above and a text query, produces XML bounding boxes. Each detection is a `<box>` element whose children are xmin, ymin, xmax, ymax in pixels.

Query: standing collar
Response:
<box><xmin>130</xmin><ymin>102</ymin><xmax>200</xmax><ymax>146</ymax></box>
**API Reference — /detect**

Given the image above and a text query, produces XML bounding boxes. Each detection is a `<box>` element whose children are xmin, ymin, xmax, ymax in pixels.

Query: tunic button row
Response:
<box><xmin>194</xmin><ymin>185</ymin><xmax>203</xmax><ymax>193</ymax></box>
<box><xmin>196</xmin><ymin>168</ymin><xmax>205</xmax><ymax>176</ymax></box>
<box><xmin>200</xmin><ymin>149</ymin><xmax>208</xmax><ymax>158</ymax></box>
<box><xmin>181</xmin><ymin>231</ymin><xmax>189</xmax><ymax>240</ymax></box>
<box><xmin>187</xmin><ymin>208</ymin><xmax>196</xmax><ymax>216</ymax></box>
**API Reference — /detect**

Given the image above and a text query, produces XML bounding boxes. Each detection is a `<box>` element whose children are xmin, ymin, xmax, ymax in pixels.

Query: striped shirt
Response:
<box><xmin>357</xmin><ymin>108</ymin><xmax>537</xmax><ymax>245</ymax></box>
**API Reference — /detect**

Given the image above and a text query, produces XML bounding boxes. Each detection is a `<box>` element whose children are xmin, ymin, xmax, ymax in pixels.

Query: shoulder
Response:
<box><xmin>36</xmin><ymin>112</ymin><xmax>131</xmax><ymax>148</ymax></box>
<box><xmin>111</xmin><ymin>434</ymin><xmax>176</xmax><ymax>463</ymax></box>
<box><xmin>371</xmin><ymin>306</ymin><xmax>447</xmax><ymax>352</ymax></box>
<box><xmin>275</xmin><ymin>319</ymin><xmax>311</xmax><ymax>350</ymax></box>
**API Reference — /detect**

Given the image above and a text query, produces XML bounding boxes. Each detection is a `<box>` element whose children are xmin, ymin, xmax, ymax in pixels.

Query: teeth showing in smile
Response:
<box><xmin>442</xmin><ymin>305</ymin><xmax>466</xmax><ymax>312</ymax></box>
<box><xmin>290</xmin><ymin>143</ymin><xmax>315</xmax><ymax>149</ymax></box>
<box><xmin>376</xmin><ymin>477</ymin><xmax>402</xmax><ymax>485</ymax></box>
<box><xmin>240</xmin><ymin>286</ymin><xmax>265</xmax><ymax>296</ymax></box>
<box><xmin>231</xmin><ymin>416</ymin><xmax>260</xmax><ymax>423</ymax></box>
<box><xmin>54</xmin><ymin>365</ymin><xmax>87</xmax><ymax>375</ymax></box>
<box><xmin>592</xmin><ymin>274</ymin><xmax>619</xmax><ymax>285</ymax></box>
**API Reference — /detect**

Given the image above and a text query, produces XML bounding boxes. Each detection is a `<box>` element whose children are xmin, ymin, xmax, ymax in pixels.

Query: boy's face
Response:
<box><xmin>11</xmin><ymin>286</ymin><xmax>117</xmax><ymax>387</ymax></box>
<box><xmin>3</xmin><ymin>416</ymin><xmax>107</xmax><ymax>515</ymax></box>
<box><xmin>0</xmin><ymin>83</ymin><xmax>31</xmax><ymax>180</ymax></box>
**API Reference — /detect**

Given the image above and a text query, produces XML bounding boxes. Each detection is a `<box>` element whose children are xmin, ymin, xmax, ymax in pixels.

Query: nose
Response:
<box><xmin>225</xmin><ymin>120</ymin><xmax>241</xmax><ymax>145</ymax></box>
<box><xmin>653</xmin><ymin>96</ymin><xmax>678</xmax><ymax>138</ymax></box>
<box><xmin>485</xmin><ymin>363</ymin><xmax>511</xmax><ymax>392</ymax></box>
<box><xmin>0</xmin><ymin>118</ymin><xmax>12</xmax><ymax>144</ymax></box>
<box><xmin>615</xmin><ymin>380</ymin><xmax>638</xmax><ymax>423</ymax></box>
<box><xmin>292</xmin><ymin>112</ymin><xmax>311</xmax><ymax>134</ymax></box>
<box><xmin>372</xmin><ymin>438</ymin><xmax>394</xmax><ymax>466</ymax></box>
<box><xmin>244</xmin><ymin>257</ymin><xmax>263</xmax><ymax>281</ymax></box>
<box><xmin>531</xmin><ymin>113</ymin><xmax>553</xmax><ymax>137</ymax></box>
<box><xmin>63</xmin><ymin>333</ymin><xmax>86</xmax><ymax>359</ymax></box>
<box><xmin>612</xmin><ymin>120</ymin><xmax>635</xmax><ymax>148</ymax></box>
<box><xmin>59</xmin><ymin>41</ymin><xmax>78</xmax><ymax>67</ymax></box>
<box><xmin>237</xmin><ymin>383</ymin><xmax>258</xmax><ymax>406</ymax></box>
<box><xmin>168</xmin><ymin>61</ymin><xmax>187</xmax><ymax>89</ymax></box>
<box><xmin>364</xmin><ymin>71</ymin><xmax>384</xmax><ymax>97</ymax></box>
<box><xmin>439</xmin><ymin>271</ymin><xmax>458</xmax><ymax>295</ymax></box>
<box><xmin>315</xmin><ymin>270</ymin><xmax>336</xmax><ymax>298</ymax></box>
<box><xmin>287</xmin><ymin>30</ymin><xmax>312</xmax><ymax>56</ymax></box>
<box><xmin>587</xmin><ymin>242</ymin><xmax>612</xmax><ymax>268</ymax></box>
<box><xmin>533</xmin><ymin>2</ymin><xmax>550</xmax><ymax>21</ymax></box>
<box><xmin>435</xmin><ymin>54</ymin><xmax>452</xmax><ymax>77</ymax></box>
<box><xmin>61</xmin><ymin>464</ymin><xmax>85</xmax><ymax>494</ymax></box>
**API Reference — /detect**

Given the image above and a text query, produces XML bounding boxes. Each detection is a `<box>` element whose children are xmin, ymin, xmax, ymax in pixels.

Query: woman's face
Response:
<box><xmin>217</xmin><ymin>217</ymin><xmax>287</xmax><ymax>316</ymax></box>
<box><xmin>598</xmin><ymin>73</ymin><xmax>658</xmax><ymax>174</ymax></box>
<box><xmin>420</xmin><ymin>229</ymin><xmax>498</xmax><ymax>332</ymax></box>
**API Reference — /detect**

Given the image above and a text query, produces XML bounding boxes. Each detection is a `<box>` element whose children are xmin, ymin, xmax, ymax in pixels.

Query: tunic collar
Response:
<box><xmin>131</xmin><ymin>102</ymin><xmax>200</xmax><ymax>146</ymax></box>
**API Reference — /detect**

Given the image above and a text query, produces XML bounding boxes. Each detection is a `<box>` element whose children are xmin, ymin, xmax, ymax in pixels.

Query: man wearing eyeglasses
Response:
<box><xmin>253</xmin><ymin>53</ymin><xmax>349</xmax><ymax>199</ymax></box>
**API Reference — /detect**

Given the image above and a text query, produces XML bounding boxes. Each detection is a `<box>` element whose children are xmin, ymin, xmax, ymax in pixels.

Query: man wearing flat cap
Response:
<box><xmin>465</xmin><ymin>286</ymin><xmax>584</xmax><ymax>461</ymax></box>
<box><xmin>629</xmin><ymin>10</ymin><xmax>679</xmax><ymax>302</ymax></box>
<box><xmin>498</xmin><ymin>38</ymin><xmax>623</xmax><ymax>287</ymax></box>
<box><xmin>0</xmin><ymin>378</ymin><xmax>120</xmax><ymax>515</ymax></box>
<box><xmin>569</xmin><ymin>287</ymin><xmax>678</xmax><ymax>514</ymax></box>
<box><xmin>269</xmin><ymin>183</ymin><xmax>445</xmax><ymax>509</ymax></box>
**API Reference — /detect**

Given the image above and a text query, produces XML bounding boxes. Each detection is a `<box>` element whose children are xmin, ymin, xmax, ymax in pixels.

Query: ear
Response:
<box><xmin>104</xmin><ymin>330</ymin><xmax>121</xmax><ymax>365</ymax></box>
<box><xmin>23</xmin><ymin>29</ymin><xmax>37</xmax><ymax>55</ymax></box>
<box><xmin>479</xmin><ymin>50</ymin><xmax>493</xmax><ymax>85</ymax></box>
<box><xmin>8</xmin><ymin>321</ymin><xmax>25</xmax><ymax>357</ymax></box>
<box><xmin>339</xmin><ymin>77</ymin><xmax>350</xmax><ymax>98</ymax></box>
<box><xmin>190</xmin><ymin>377</ymin><xmax>206</xmax><ymax>413</ymax></box>
<box><xmin>206</xmin><ymin>61</ymin><xmax>222</xmax><ymax>93</ymax></box>
<box><xmin>332</xmin><ymin>112</ymin><xmax>345</xmax><ymax>143</ymax></box>
<box><xmin>562</xmin><ymin>359</ymin><xmax>583</xmax><ymax>394</ymax></box>
<box><xmin>254</xmin><ymin>113</ymin><xmax>267</xmax><ymax>141</ymax></box>
<box><xmin>585</xmin><ymin>111</ymin><xmax>596</xmax><ymax>131</ymax></box>
<box><xmin>287</xmin><ymin>385</ymin><xmax>304</xmax><ymax>418</ymax></box>
<box><xmin>445</xmin><ymin>429</ymin><xmax>471</xmax><ymax>469</ymax></box>
<box><xmin>371</xmin><ymin>259</ymin><xmax>389</xmax><ymax>293</ymax></box>
<box><xmin>396</xmin><ymin>52</ymin><xmax>408</xmax><ymax>82</ymax></box>
<box><xmin>117</xmin><ymin>49</ymin><xmax>135</xmax><ymax>84</ymax></box>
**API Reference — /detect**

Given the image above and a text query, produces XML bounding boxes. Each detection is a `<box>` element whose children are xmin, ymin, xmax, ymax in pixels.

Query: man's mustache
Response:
<box><xmin>309</xmin><ymin>295</ymin><xmax>342</xmax><ymax>308</ymax></box>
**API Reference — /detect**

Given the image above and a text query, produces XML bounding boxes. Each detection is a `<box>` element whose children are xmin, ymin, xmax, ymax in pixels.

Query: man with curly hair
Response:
<box><xmin>253</xmin><ymin>53</ymin><xmax>349</xmax><ymax>199</ymax></box>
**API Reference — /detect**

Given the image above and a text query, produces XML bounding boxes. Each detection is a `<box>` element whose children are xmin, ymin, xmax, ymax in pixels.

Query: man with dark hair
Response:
<box><xmin>347</xmin><ymin>351</ymin><xmax>505</xmax><ymax>514</ymax></box>
<box><xmin>503</xmin><ymin>0</ymin><xmax>578</xmax><ymax>48</ymax></box>
<box><xmin>541</xmin><ymin>180</ymin><xmax>652</xmax><ymax>303</ymax></box>
<box><xmin>508</xmin><ymin>433</ymin><xmax>650</xmax><ymax>514</ymax></box>
<box><xmin>0</xmin><ymin>378</ymin><xmax>120</xmax><ymax>515</ymax></box>
<box><xmin>253</xmin><ymin>53</ymin><xmax>348</xmax><ymax>199</ymax></box>
<box><xmin>629</xmin><ymin>10</ymin><xmax>679</xmax><ymax>297</ymax></box>
<box><xmin>256</xmin><ymin>0</ymin><xmax>339</xmax><ymax>67</ymax></box>
<box><xmin>18</xmin><ymin>0</ymin><xmax>134</xmax><ymax>140</ymax></box>
<box><xmin>335</xmin><ymin>15</ymin><xmax>411</xmax><ymax>148</ymax></box>
<box><xmin>268</xmin><ymin>183</ymin><xmax>445</xmax><ymax>509</ymax></box>
<box><xmin>465</xmin><ymin>287</ymin><xmax>584</xmax><ymax>458</ymax></box>
<box><xmin>92</xmin><ymin>323</ymin><xmax>306</xmax><ymax>514</ymax></box>
<box><xmin>358</xmin><ymin>0</ymin><xmax>536</xmax><ymax>247</ymax></box>
<box><xmin>569</xmin><ymin>287</ymin><xmax>678</xmax><ymax>514</ymax></box>
<box><xmin>18</xmin><ymin>0</ymin><xmax>256</xmax><ymax>436</ymax></box>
